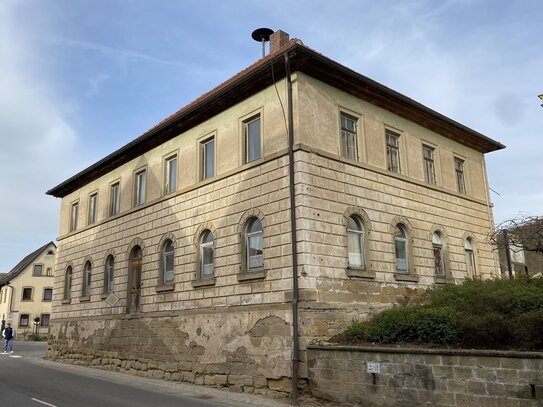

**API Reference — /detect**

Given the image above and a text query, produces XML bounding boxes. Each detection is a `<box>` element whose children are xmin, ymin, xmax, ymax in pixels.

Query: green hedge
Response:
<box><xmin>342</xmin><ymin>277</ymin><xmax>543</xmax><ymax>350</ymax></box>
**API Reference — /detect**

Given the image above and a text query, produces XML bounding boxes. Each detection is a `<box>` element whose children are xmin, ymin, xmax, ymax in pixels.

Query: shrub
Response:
<box><xmin>365</xmin><ymin>306</ymin><xmax>459</xmax><ymax>345</ymax></box>
<box><xmin>511</xmin><ymin>310</ymin><xmax>543</xmax><ymax>350</ymax></box>
<box><xmin>459</xmin><ymin>313</ymin><xmax>513</xmax><ymax>349</ymax></box>
<box><xmin>345</xmin><ymin>320</ymin><xmax>365</xmax><ymax>342</ymax></box>
<box><xmin>29</xmin><ymin>334</ymin><xmax>43</xmax><ymax>342</ymax></box>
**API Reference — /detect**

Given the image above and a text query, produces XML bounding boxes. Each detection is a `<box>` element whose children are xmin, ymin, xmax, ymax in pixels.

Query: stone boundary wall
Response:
<box><xmin>307</xmin><ymin>345</ymin><xmax>543</xmax><ymax>406</ymax></box>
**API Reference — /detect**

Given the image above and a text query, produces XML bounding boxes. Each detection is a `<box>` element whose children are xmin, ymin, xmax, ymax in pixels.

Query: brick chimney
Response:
<box><xmin>270</xmin><ymin>30</ymin><xmax>290</xmax><ymax>53</ymax></box>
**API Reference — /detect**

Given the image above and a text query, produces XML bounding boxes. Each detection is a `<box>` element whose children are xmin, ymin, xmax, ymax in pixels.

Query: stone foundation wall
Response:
<box><xmin>307</xmin><ymin>345</ymin><xmax>543</xmax><ymax>406</ymax></box>
<box><xmin>48</xmin><ymin>307</ymin><xmax>294</xmax><ymax>398</ymax></box>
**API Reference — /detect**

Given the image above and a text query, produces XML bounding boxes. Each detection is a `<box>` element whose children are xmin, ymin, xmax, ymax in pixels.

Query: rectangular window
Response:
<box><xmin>201</xmin><ymin>137</ymin><xmax>215</xmax><ymax>180</ymax></box>
<box><xmin>40</xmin><ymin>314</ymin><xmax>50</xmax><ymax>327</ymax></box>
<box><xmin>22</xmin><ymin>287</ymin><xmax>32</xmax><ymax>301</ymax></box>
<box><xmin>33</xmin><ymin>265</ymin><xmax>43</xmax><ymax>277</ymax></box>
<box><xmin>20</xmin><ymin>314</ymin><xmax>29</xmax><ymax>327</ymax></box>
<box><xmin>422</xmin><ymin>145</ymin><xmax>436</xmax><ymax>185</ymax></box>
<box><xmin>88</xmin><ymin>192</ymin><xmax>98</xmax><ymax>224</ymax></box>
<box><xmin>244</xmin><ymin>115</ymin><xmax>261</xmax><ymax>163</ymax></box>
<box><xmin>46</xmin><ymin>267</ymin><xmax>52</xmax><ymax>276</ymax></box>
<box><xmin>43</xmin><ymin>288</ymin><xmax>53</xmax><ymax>301</ymax></box>
<box><xmin>164</xmin><ymin>155</ymin><xmax>177</xmax><ymax>194</ymax></box>
<box><xmin>386</xmin><ymin>130</ymin><xmax>401</xmax><ymax>173</ymax></box>
<box><xmin>433</xmin><ymin>246</ymin><xmax>445</xmax><ymax>276</ymax></box>
<box><xmin>455</xmin><ymin>158</ymin><xmax>466</xmax><ymax>193</ymax></box>
<box><xmin>70</xmin><ymin>202</ymin><xmax>78</xmax><ymax>232</ymax></box>
<box><xmin>340</xmin><ymin>113</ymin><xmax>358</xmax><ymax>161</ymax></box>
<box><xmin>134</xmin><ymin>169</ymin><xmax>146</xmax><ymax>206</ymax></box>
<box><xmin>110</xmin><ymin>182</ymin><xmax>120</xmax><ymax>216</ymax></box>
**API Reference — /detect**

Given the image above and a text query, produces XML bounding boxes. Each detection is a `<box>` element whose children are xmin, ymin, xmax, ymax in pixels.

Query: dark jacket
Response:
<box><xmin>2</xmin><ymin>327</ymin><xmax>13</xmax><ymax>340</ymax></box>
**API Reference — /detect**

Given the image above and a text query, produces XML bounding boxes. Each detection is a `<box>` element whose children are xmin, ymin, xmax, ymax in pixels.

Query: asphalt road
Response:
<box><xmin>0</xmin><ymin>342</ymin><xmax>286</xmax><ymax>407</ymax></box>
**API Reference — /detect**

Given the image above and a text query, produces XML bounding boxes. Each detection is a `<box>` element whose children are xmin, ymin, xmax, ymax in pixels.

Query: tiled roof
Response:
<box><xmin>0</xmin><ymin>242</ymin><xmax>56</xmax><ymax>286</ymax></box>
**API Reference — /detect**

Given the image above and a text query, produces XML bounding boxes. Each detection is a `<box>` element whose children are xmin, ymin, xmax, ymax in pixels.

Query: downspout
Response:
<box><xmin>284</xmin><ymin>52</ymin><xmax>300</xmax><ymax>406</ymax></box>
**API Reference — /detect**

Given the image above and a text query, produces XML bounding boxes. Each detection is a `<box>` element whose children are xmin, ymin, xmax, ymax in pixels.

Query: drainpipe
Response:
<box><xmin>284</xmin><ymin>52</ymin><xmax>300</xmax><ymax>406</ymax></box>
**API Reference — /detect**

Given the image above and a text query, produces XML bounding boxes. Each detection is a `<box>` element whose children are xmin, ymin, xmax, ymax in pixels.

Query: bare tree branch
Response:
<box><xmin>491</xmin><ymin>215</ymin><xmax>543</xmax><ymax>254</ymax></box>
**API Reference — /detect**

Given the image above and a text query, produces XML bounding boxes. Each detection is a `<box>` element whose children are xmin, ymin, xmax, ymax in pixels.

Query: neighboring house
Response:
<box><xmin>497</xmin><ymin>233</ymin><xmax>543</xmax><ymax>277</ymax></box>
<box><xmin>45</xmin><ymin>30</ymin><xmax>504</xmax><ymax>398</ymax></box>
<box><xmin>0</xmin><ymin>242</ymin><xmax>57</xmax><ymax>336</ymax></box>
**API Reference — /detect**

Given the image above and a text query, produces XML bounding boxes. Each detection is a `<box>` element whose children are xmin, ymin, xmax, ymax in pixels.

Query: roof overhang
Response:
<box><xmin>47</xmin><ymin>43</ymin><xmax>504</xmax><ymax>198</ymax></box>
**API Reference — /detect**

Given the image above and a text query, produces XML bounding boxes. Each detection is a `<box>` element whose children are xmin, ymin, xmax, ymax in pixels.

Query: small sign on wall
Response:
<box><xmin>367</xmin><ymin>362</ymin><xmax>381</xmax><ymax>374</ymax></box>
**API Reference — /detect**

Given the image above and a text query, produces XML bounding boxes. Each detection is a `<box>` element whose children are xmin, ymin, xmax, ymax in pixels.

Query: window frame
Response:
<box><xmin>70</xmin><ymin>201</ymin><xmax>79</xmax><ymax>232</ymax></box>
<box><xmin>33</xmin><ymin>264</ymin><xmax>43</xmax><ymax>277</ymax></box>
<box><xmin>43</xmin><ymin>287</ymin><xmax>53</xmax><ymax>301</ymax></box>
<box><xmin>109</xmin><ymin>180</ymin><xmax>121</xmax><ymax>216</ymax></box>
<box><xmin>339</xmin><ymin>112</ymin><xmax>359</xmax><ymax>161</ymax></box>
<box><xmin>200</xmin><ymin>230</ymin><xmax>214</xmax><ymax>278</ymax></box>
<box><xmin>104</xmin><ymin>255</ymin><xmax>115</xmax><ymax>294</ymax></box>
<box><xmin>161</xmin><ymin>240</ymin><xmax>175</xmax><ymax>285</ymax></box>
<box><xmin>82</xmin><ymin>261</ymin><xmax>92</xmax><ymax>298</ymax></box>
<box><xmin>432</xmin><ymin>231</ymin><xmax>445</xmax><ymax>278</ymax></box>
<box><xmin>385</xmin><ymin>129</ymin><xmax>401</xmax><ymax>174</ymax></box>
<box><xmin>465</xmin><ymin>237</ymin><xmax>477</xmax><ymax>278</ymax></box>
<box><xmin>243</xmin><ymin>114</ymin><xmax>262</xmax><ymax>163</ymax></box>
<box><xmin>422</xmin><ymin>144</ymin><xmax>436</xmax><ymax>185</ymax></box>
<box><xmin>455</xmin><ymin>157</ymin><xmax>467</xmax><ymax>194</ymax></box>
<box><xmin>88</xmin><ymin>191</ymin><xmax>98</xmax><ymax>225</ymax></box>
<box><xmin>164</xmin><ymin>154</ymin><xmax>178</xmax><ymax>195</ymax></box>
<box><xmin>200</xmin><ymin>136</ymin><xmax>216</xmax><ymax>180</ymax></box>
<box><xmin>134</xmin><ymin>168</ymin><xmax>147</xmax><ymax>206</ymax></box>
<box><xmin>40</xmin><ymin>314</ymin><xmax>50</xmax><ymax>327</ymax></box>
<box><xmin>19</xmin><ymin>314</ymin><xmax>30</xmax><ymax>327</ymax></box>
<box><xmin>22</xmin><ymin>287</ymin><xmax>33</xmax><ymax>301</ymax></box>
<box><xmin>64</xmin><ymin>266</ymin><xmax>73</xmax><ymax>300</ymax></box>
<box><xmin>245</xmin><ymin>217</ymin><xmax>264</xmax><ymax>272</ymax></box>
<box><xmin>347</xmin><ymin>215</ymin><xmax>365</xmax><ymax>270</ymax></box>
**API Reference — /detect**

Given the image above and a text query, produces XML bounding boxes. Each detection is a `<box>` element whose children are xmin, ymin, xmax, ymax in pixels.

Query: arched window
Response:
<box><xmin>465</xmin><ymin>237</ymin><xmax>476</xmax><ymax>277</ymax></box>
<box><xmin>162</xmin><ymin>240</ymin><xmax>175</xmax><ymax>284</ymax></box>
<box><xmin>432</xmin><ymin>231</ymin><xmax>445</xmax><ymax>277</ymax></box>
<box><xmin>83</xmin><ymin>261</ymin><xmax>92</xmax><ymax>297</ymax></box>
<box><xmin>347</xmin><ymin>216</ymin><xmax>365</xmax><ymax>269</ymax></box>
<box><xmin>104</xmin><ymin>255</ymin><xmax>114</xmax><ymax>293</ymax></box>
<box><xmin>64</xmin><ymin>266</ymin><xmax>73</xmax><ymax>299</ymax></box>
<box><xmin>245</xmin><ymin>217</ymin><xmax>263</xmax><ymax>270</ymax></box>
<box><xmin>200</xmin><ymin>230</ymin><xmax>214</xmax><ymax>277</ymax></box>
<box><xmin>394</xmin><ymin>224</ymin><xmax>408</xmax><ymax>272</ymax></box>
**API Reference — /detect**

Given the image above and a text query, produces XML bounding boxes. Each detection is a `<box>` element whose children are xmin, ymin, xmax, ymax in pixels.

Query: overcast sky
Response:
<box><xmin>0</xmin><ymin>0</ymin><xmax>541</xmax><ymax>271</ymax></box>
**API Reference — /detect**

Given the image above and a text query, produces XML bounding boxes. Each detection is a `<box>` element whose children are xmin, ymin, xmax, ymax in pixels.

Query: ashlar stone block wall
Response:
<box><xmin>307</xmin><ymin>345</ymin><xmax>543</xmax><ymax>406</ymax></box>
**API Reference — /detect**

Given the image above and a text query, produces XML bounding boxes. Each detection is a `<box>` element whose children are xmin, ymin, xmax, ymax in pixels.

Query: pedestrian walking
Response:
<box><xmin>2</xmin><ymin>322</ymin><xmax>14</xmax><ymax>354</ymax></box>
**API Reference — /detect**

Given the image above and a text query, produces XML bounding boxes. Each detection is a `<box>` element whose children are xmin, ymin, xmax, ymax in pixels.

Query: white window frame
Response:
<box><xmin>70</xmin><ymin>201</ymin><xmax>79</xmax><ymax>232</ymax></box>
<box><xmin>83</xmin><ymin>261</ymin><xmax>92</xmax><ymax>297</ymax></box>
<box><xmin>105</xmin><ymin>255</ymin><xmax>114</xmax><ymax>293</ymax></box>
<box><xmin>88</xmin><ymin>192</ymin><xmax>98</xmax><ymax>224</ymax></box>
<box><xmin>162</xmin><ymin>240</ymin><xmax>175</xmax><ymax>284</ymax></box>
<box><xmin>244</xmin><ymin>114</ymin><xmax>262</xmax><ymax>163</ymax></box>
<box><xmin>164</xmin><ymin>154</ymin><xmax>178</xmax><ymax>194</ymax></box>
<box><xmin>455</xmin><ymin>157</ymin><xmax>466</xmax><ymax>194</ymax></box>
<box><xmin>110</xmin><ymin>181</ymin><xmax>121</xmax><ymax>216</ymax></box>
<box><xmin>134</xmin><ymin>169</ymin><xmax>147</xmax><ymax>206</ymax></box>
<box><xmin>394</xmin><ymin>224</ymin><xmax>409</xmax><ymax>273</ymax></box>
<box><xmin>347</xmin><ymin>216</ymin><xmax>365</xmax><ymax>269</ymax></box>
<box><xmin>200</xmin><ymin>230</ymin><xmax>214</xmax><ymax>277</ymax></box>
<box><xmin>245</xmin><ymin>218</ymin><xmax>263</xmax><ymax>271</ymax></box>
<box><xmin>201</xmin><ymin>137</ymin><xmax>215</xmax><ymax>180</ymax></box>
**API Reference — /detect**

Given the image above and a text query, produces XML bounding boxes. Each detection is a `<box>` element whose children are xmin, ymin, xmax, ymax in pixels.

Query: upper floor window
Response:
<box><xmin>104</xmin><ymin>255</ymin><xmax>114</xmax><ymax>293</ymax></box>
<box><xmin>43</xmin><ymin>288</ymin><xmax>53</xmax><ymax>301</ymax></box>
<box><xmin>245</xmin><ymin>217</ymin><xmax>263</xmax><ymax>271</ymax></box>
<box><xmin>83</xmin><ymin>261</ymin><xmax>92</xmax><ymax>297</ymax></box>
<box><xmin>46</xmin><ymin>267</ymin><xmax>53</xmax><ymax>276</ymax></box>
<box><xmin>200</xmin><ymin>230</ymin><xmax>214</xmax><ymax>277</ymax></box>
<box><xmin>22</xmin><ymin>287</ymin><xmax>33</xmax><ymax>301</ymax></box>
<box><xmin>134</xmin><ymin>169</ymin><xmax>147</xmax><ymax>206</ymax></box>
<box><xmin>110</xmin><ymin>182</ymin><xmax>121</xmax><ymax>216</ymax></box>
<box><xmin>422</xmin><ymin>145</ymin><xmax>436</xmax><ymax>185</ymax></box>
<box><xmin>33</xmin><ymin>264</ymin><xmax>43</xmax><ymax>277</ymax></box>
<box><xmin>88</xmin><ymin>192</ymin><xmax>98</xmax><ymax>224</ymax></box>
<box><xmin>386</xmin><ymin>130</ymin><xmax>401</xmax><ymax>173</ymax></box>
<box><xmin>164</xmin><ymin>155</ymin><xmax>177</xmax><ymax>194</ymax></box>
<box><xmin>70</xmin><ymin>202</ymin><xmax>79</xmax><ymax>232</ymax></box>
<box><xmin>244</xmin><ymin>115</ymin><xmax>261</xmax><ymax>163</ymax></box>
<box><xmin>162</xmin><ymin>240</ymin><xmax>175</xmax><ymax>284</ymax></box>
<box><xmin>201</xmin><ymin>137</ymin><xmax>215</xmax><ymax>180</ymax></box>
<box><xmin>394</xmin><ymin>224</ymin><xmax>408</xmax><ymax>273</ymax></box>
<box><xmin>64</xmin><ymin>266</ymin><xmax>73</xmax><ymax>299</ymax></box>
<box><xmin>465</xmin><ymin>237</ymin><xmax>476</xmax><ymax>277</ymax></box>
<box><xmin>347</xmin><ymin>216</ymin><xmax>365</xmax><ymax>269</ymax></box>
<box><xmin>340</xmin><ymin>113</ymin><xmax>358</xmax><ymax>161</ymax></box>
<box><xmin>432</xmin><ymin>231</ymin><xmax>445</xmax><ymax>277</ymax></box>
<box><xmin>455</xmin><ymin>158</ymin><xmax>466</xmax><ymax>194</ymax></box>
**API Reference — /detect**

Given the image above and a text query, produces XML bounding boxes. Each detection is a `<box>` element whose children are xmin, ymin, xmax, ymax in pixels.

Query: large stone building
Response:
<box><xmin>46</xmin><ymin>31</ymin><xmax>504</xmax><ymax>398</ymax></box>
<box><xmin>0</xmin><ymin>242</ymin><xmax>57</xmax><ymax>337</ymax></box>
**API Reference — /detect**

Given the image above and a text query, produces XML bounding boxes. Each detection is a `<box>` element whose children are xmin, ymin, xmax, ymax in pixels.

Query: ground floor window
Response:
<box><xmin>20</xmin><ymin>314</ymin><xmax>29</xmax><ymax>327</ymax></box>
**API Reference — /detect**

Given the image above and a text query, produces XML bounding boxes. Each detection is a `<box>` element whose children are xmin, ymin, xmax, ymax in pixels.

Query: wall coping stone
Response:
<box><xmin>307</xmin><ymin>344</ymin><xmax>543</xmax><ymax>359</ymax></box>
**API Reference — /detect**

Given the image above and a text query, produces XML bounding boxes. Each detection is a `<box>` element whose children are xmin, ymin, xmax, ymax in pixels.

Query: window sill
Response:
<box><xmin>191</xmin><ymin>277</ymin><xmax>216</xmax><ymax>288</ymax></box>
<box><xmin>79</xmin><ymin>296</ymin><xmax>91</xmax><ymax>302</ymax></box>
<box><xmin>61</xmin><ymin>299</ymin><xmax>71</xmax><ymax>305</ymax></box>
<box><xmin>346</xmin><ymin>268</ymin><xmax>375</xmax><ymax>280</ymax></box>
<box><xmin>155</xmin><ymin>283</ymin><xmax>175</xmax><ymax>293</ymax></box>
<box><xmin>394</xmin><ymin>272</ymin><xmax>419</xmax><ymax>283</ymax></box>
<box><xmin>100</xmin><ymin>292</ymin><xmax>112</xmax><ymax>300</ymax></box>
<box><xmin>42</xmin><ymin>299</ymin><xmax>52</xmax><ymax>302</ymax></box>
<box><xmin>238</xmin><ymin>270</ymin><xmax>267</xmax><ymax>282</ymax></box>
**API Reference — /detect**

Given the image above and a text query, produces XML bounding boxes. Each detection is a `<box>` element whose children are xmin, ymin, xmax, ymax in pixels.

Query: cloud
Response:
<box><xmin>0</xmin><ymin>2</ymin><xmax>78</xmax><ymax>270</ymax></box>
